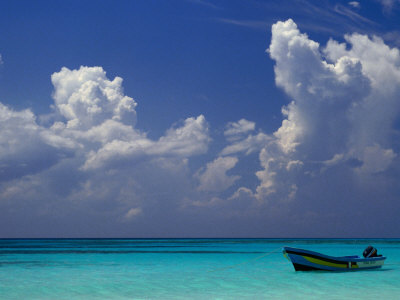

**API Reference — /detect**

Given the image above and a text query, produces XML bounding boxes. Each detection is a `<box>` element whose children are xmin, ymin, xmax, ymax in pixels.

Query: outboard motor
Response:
<box><xmin>363</xmin><ymin>245</ymin><xmax>379</xmax><ymax>258</ymax></box>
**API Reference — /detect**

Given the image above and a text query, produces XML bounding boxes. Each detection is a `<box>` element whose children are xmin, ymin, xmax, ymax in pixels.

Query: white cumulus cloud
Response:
<box><xmin>197</xmin><ymin>156</ymin><xmax>240</xmax><ymax>192</ymax></box>
<box><xmin>51</xmin><ymin>66</ymin><xmax>137</xmax><ymax>129</ymax></box>
<box><xmin>45</xmin><ymin>66</ymin><xmax>211</xmax><ymax>170</ymax></box>
<box><xmin>221</xmin><ymin>119</ymin><xmax>272</xmax><ymax>156</ymax></box>
<box><xmin>224</xmin><ymin>119</ymin><xmax>255</xmax><ymax>140</ymax></box>
<box><xmin>0</xmin><ymin>103</ymin><xmax>74</xmax><ymax>182</ymax></box>
<box><xmin>82</xmin><ymin>115</ymin><xmax>209</xmax><ymax>170</ymax></box>
<box><xmin>239</xmin><ymin>19</ymin><xmax>400</xmax><ymax>207</ymax></box>
<box><xmin>0</xmin><ymin>65</ymin><xmax>212</xmax><ymax>236</ymax></box>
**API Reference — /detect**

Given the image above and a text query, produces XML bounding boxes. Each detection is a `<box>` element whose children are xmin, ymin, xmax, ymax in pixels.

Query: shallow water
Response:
<box><xmin>0</xmin><ymin>239</ymin><xmax>399</xmax><ymax>299</ymax></box>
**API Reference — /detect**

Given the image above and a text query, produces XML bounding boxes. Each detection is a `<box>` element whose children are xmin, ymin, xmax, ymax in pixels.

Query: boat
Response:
<box><xmin>283</xmin><ymin>246</ymin><xmax>386</xmax><ymax>271</ymax></box>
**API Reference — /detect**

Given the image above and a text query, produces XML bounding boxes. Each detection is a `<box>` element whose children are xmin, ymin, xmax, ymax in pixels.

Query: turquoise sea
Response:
<box><xmin>0</xmin><ymin>239</ymin><xmax>400</xmax><ymax>299</ymax></box>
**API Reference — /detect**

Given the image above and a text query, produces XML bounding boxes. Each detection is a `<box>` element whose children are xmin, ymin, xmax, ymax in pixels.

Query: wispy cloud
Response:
<box><xmin>383</xmin><ymin>30</ymin><xmax>400</xmax><ymax>47</ymax></box>
<box><xmin>293</xmin><ymin>22</ymin><xmax>341</xmax><ymax>36</ymax></box>
<box><xmin>295</xmin><ymin>0</ymin><xmax>378</xmax><ymax>30</ymax></box>
<box><xmin>215</xmin><ymin>18</ymin><xmax>270</xmax><ymax>30</ymax></box>
<box><xmin>348</xmin><ymin>1</ymin><xmax>360</xmax><ymax>8</ymax></box>
<box><xmin>212</xmin><ymin>0</ymin><xmax>378</xmax><ymax>36</ymax></box>
<box><xmin>378</xmin><ymin>0</ymin><xmax>398</xmax><ymax>13</ymax></box>
<box><xmin>333</xmin><ymin>4</ymin><xmax>377</xmax><ymax>26</ymax></box>
<box><xmin>186</xmin><ymin>0</ymin><xmax>220</xmax><ymax>9</ymax></box>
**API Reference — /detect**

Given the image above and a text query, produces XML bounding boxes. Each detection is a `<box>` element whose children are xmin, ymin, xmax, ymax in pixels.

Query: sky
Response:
<box><xmin>1</xmin><ymin>0</ymin><xmax>400</xmax><ymax>238</ymax></box>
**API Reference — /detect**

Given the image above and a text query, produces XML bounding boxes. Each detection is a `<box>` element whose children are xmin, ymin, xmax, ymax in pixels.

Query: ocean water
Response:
<box><xmin>0</xmin><ymin>239</ymin><xmax>399</xmax><ymax>299</ymax></box>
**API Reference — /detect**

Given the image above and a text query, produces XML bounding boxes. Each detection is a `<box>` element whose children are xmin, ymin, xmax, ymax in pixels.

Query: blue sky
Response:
<box><xmin>1</xmin><ymin>0</ymin><xmax>400</xmax><ymax>237</ymax></box>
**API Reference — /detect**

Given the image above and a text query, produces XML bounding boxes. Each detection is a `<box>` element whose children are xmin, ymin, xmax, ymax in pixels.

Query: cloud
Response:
<box><xmin>0</xmin><ymin>103</ymin><xmax>74</xmax><ymax>182</ymax></box>
<box><xmin>124</xmin><ymin>207</ymin><xmax>142</xmax><ymax>220</ymax></box>
<box><xmin>186</xmin><ymin>0</ymin><xmax>220</xmax><ymax>9</ymax></box>
<box><xmin>224</xmin><ymin>119</ymin><xmax>255</xmax><ymax>139</ymax></box>
<box><xmin>383</xmin><ymin>31</ymin><xmax>400</xmax><ymax>48</ymax></box>
<box><xmin>269</xmin><ymin>19</ymin><xmax>370</xmax><ymax>157</ymax></box>
<box><xmin>46</xmin><ymin>66</ymin><xmax>211</xmax><ymax>170</ymax></box>
<box><xmin>357</xmin><ymin>144</ymin><xmax>396</xmax><ymax>173</ymax></box>
<box><xmin>151</xmin><ymin>115</ymin><xmax>209</xmax><ymax>157</ymax></box>
<box><xmin>0</xmin><ymin>54</ymin><xmax>3</xmax><ymax>65</ymax></box>
<box><xmin>3</xmin><ymin>18</ymin><xmax>400</xmax><ymax>237</ymax></box>
<box><xmin>221</xmin><ymin>119</ymin><xmax>272</xmax><ymax>156</ymax></box>
<box><xmin>197</xmin><ymin>156</ymin><xmax>240</xmax><ymax>192</ymax></box>
<box><xmin>333</xmin><ymin>4</ymin><xmax>375</xmax><ymax>26</ymax></box>
<box><xmin>348</xmin><ymin>1</ymin><xmax>360</xmax><ymax>8</ymax></box>
<box><xmin>204</xmin><ymin>19</ymin><xmax>400</xmax><ymax>235</ymax></box>
<box><xmin>378</xmin><ymin>0</ymin><xmax>399</xmax><ymax>12</ymax></box>
<box><xmin>82</xmin><ymin>115</ymin><xmax>209</xmax><ymax>170</ymax></box>
<box><xmin>51</xmin><ymin>66</ymin><xmax>137</xmax><ymax>129</ymax></box>
<box><xmin>0</xmin><ymin>66</ymin><xmax>212</xmax><ymax>236</ymax></box>
<box><xmin>279</xmin><ymin>1</ymin><xmax>376</xmax><ymax>34</ymax></box>
<box><xmin>221</xmin><ymin>131</ymin><xmax>271</xmax><ymax>156</ymax></box>
<box><xmin>211</xmin><ymin>19</ymin><xmax>400</xmax><ymax>235</ymax></box>
<box><xmin>215</xmin><ymin>18</ymin><xmax>270</xmax><ymax>30</ymax></box>
<box><xmin>245</xmin><ymin>18</ymin><xmax>400</xmax><ymax>209</ymax></box>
